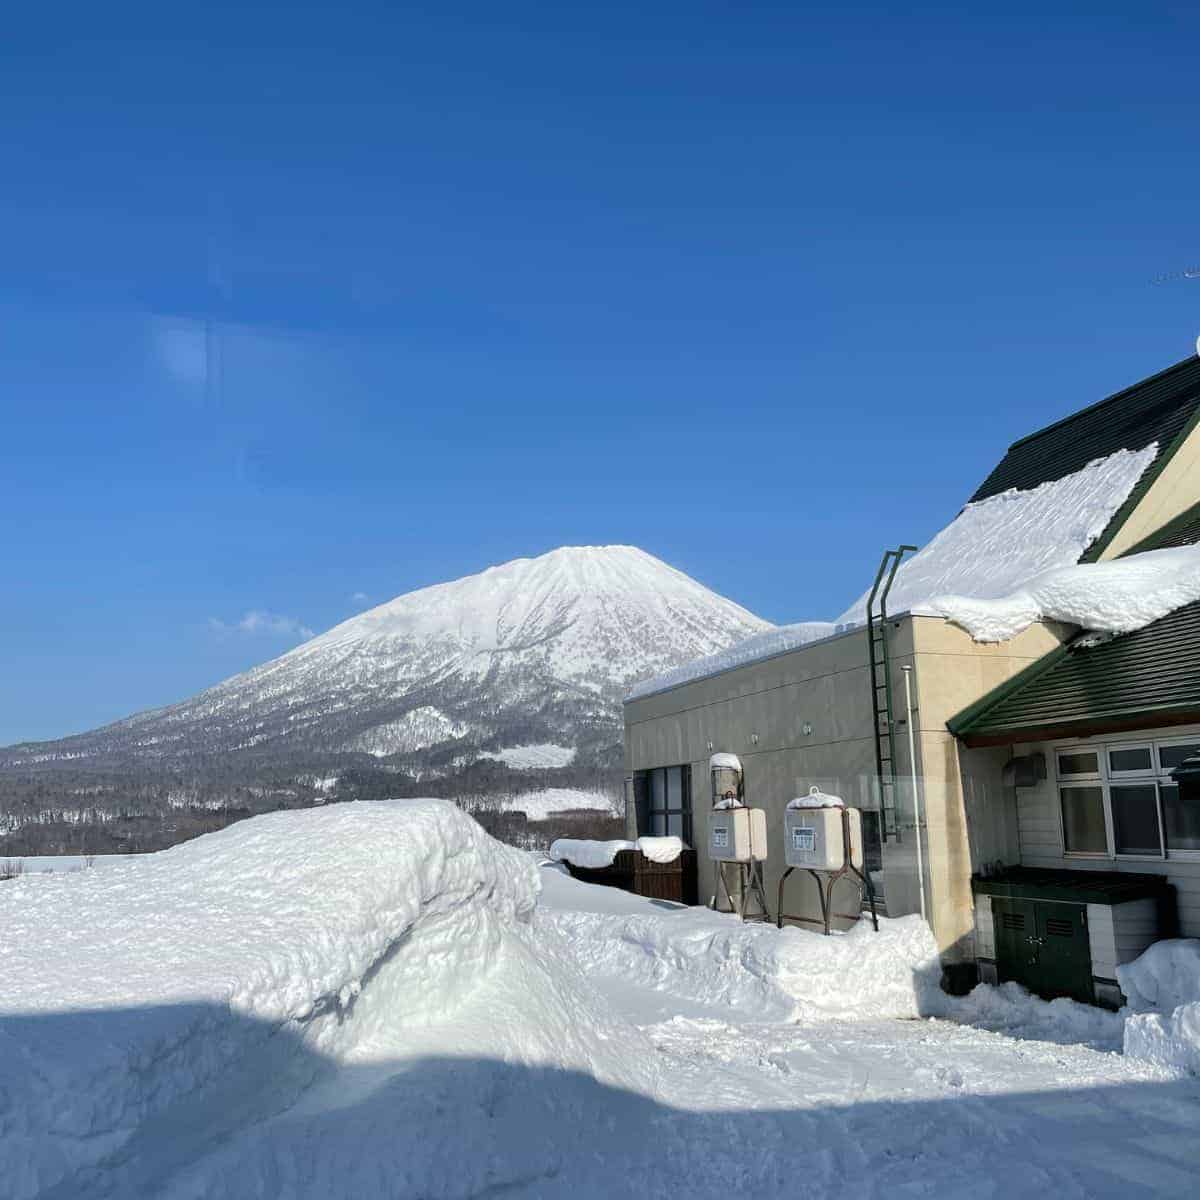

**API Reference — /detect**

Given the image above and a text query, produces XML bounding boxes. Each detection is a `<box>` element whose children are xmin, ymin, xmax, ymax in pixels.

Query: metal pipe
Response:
<box><xmin>901</xmin><ymin>665</ymin><xmax>927</xmax><ymax>923</ymax></box>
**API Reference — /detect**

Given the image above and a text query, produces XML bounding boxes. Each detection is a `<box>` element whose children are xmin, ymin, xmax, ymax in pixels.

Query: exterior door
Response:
<box><xmin>993</xmin><ymin>899</ymin><xmax>1093</xmax><ymax>1004</ymax></box>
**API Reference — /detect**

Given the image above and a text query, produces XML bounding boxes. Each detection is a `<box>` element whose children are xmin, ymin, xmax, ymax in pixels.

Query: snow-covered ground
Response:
<box><xmin>4</xmin><ymin>802</ymin><xmax>1200</xmax><ymax>1198</ymax></box>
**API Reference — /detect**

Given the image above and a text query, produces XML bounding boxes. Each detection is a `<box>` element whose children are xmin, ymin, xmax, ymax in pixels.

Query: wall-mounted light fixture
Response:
<box><xmin>750</xmin><ymin>732</ymin><xmax>759</xmax><ymax>745</ymax></box>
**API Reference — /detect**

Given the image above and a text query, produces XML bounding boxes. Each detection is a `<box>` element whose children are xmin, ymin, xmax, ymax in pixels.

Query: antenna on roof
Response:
<box><xmin>1150</xmin><ymin>264</ymin><xmax>1200</xmax><ymax>357</ymax></box>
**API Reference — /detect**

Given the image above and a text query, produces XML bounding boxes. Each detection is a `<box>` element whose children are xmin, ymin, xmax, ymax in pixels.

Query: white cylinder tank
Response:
<box><xmin>708</xmin><ymin>807</ymin><xmax>768</xmax><ymax>863</ymax></box>
<box><xmin>784</xmin><ymin>787</ymin><xmax>863</xmax><ymax>871</ymax></box>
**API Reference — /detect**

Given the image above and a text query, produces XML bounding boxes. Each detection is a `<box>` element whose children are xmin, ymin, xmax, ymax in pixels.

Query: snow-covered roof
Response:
<box><xmin>834</xmin><ymin>444</ymin><xmax>1157</xmax><ymax>628</ymax></box>
<box><xmin>917</xmin><ymin>543</ymin><xmax>1200</xmax><ymax>643</ymax></box>
<box><xmin>627</xmin><ymin>621</ymin><xmax>839</xmax><ymax>701</ymax></box>
<box><xmin>628</xmin><ymin>445</ymin><xmax>1158</xmax><ymax>702</ymax></box>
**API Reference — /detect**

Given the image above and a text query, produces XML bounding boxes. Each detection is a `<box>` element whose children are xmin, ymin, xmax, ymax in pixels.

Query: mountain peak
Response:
<box><xmin>1</xmin><ymin>546</ymin><xmax>770</xmax><ymax>839</ymax></box>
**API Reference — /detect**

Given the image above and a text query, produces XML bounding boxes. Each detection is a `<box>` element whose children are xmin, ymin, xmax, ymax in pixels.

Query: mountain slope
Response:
<box><xmin>0</xmin><ymin>547</ymin><xmax>770</xmax><ymax>850</ymax></box>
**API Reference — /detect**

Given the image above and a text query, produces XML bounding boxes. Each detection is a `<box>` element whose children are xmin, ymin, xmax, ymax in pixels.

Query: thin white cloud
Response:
<box><xmin>152</xmin><ymin>318</ymin><xmax>209</xmax><ymax>387</ymax></box>
<box><xmin>350</xmin><ymin>591</ymin><xmax>371</xmax><ymax>605</ymax></box>
<box><xmin>208</xmin><ymin>611</ymin><xmax>315</xmax><ymax>641</ymax></box>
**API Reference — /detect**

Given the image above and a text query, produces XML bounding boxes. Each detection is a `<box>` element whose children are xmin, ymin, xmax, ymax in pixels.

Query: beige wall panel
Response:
<box><xmin>1101</xmin><ymin>422</ymin><xmax>1200</xmax><ymax>559</ymax></box>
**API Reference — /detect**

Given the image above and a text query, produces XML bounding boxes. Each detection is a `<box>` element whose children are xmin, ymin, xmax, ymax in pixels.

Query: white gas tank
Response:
<box><xmin>784</xmin><ymin>788</ymin><xmax>863</xmax><ymax>871</ymax></box>
<box><xmin>707</xmin><ymin>806</ymin><xmax>767</xmax><ymax>863</ymax></box>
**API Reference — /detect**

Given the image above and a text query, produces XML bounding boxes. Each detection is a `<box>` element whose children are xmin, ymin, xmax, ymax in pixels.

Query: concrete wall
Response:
<box><xmin>1101</xmin><ymin>419</ymin><xmax>1200</xmax><ymax>558</ymax></box>
<box><xmin>624</xmin><ymin>623</ymin><xmax>881</xmax><ymax>933</ymax></box>
<box><xmin>906</xmin><ymin>619</ymin><xmax>1069</xmax><ymax>961</ymax></box>
<box><xmin>624</xmin><ymin>615</ymin><xmax>1068</xmax><ymax>962</ymax></box>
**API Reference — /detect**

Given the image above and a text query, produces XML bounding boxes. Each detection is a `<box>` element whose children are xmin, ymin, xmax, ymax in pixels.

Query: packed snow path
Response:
<box><xmin>4</xmin><ymin>803</ymin><xmax>1200</xmax><ymax>1199</ymax></box>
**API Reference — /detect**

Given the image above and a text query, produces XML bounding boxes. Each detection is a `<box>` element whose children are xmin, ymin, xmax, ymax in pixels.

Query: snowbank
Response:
<box><xmin>1</xmin><ymin>801</ymin><xmax>656</xmax><ymax>1199</ymax></box>
<box><xmin>1118</xmin><ymin>939</ymin><xmax>1200</xmax><ymax>1014</ymax></box>
<box><xmin>920</xmin><ymin>544</ymin><xmax>1200</xmax><ymax>642</ymax></box>
<box><xmin>836</xmin><ymin>445</ymin><xmax>1156</xmax><ymax>627</ymax></box>
<box><xmin>934</xmin><ymin>982</ymin><xmax>1124</xmax><ymax>1051</ymax></box>
<box><xmin>538</xmin><ymin>868</ymin><xmax>941</xmax><ymax>1022</ymax></box>
<box><xmin>1118</xmin><ymin>939</ymin><xmax>1200</xmax><ymax>1076</ymax></box>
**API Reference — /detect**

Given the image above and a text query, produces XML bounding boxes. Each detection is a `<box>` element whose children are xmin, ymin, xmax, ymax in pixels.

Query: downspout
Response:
<box><xmin>901</xmin><ymin>665</ymin><xmax>927</xmax><ymax>923</ymax></box>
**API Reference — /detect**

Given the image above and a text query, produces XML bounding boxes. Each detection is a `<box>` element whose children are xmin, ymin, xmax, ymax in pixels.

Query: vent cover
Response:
<box><xmin>1001</xmin><ymin>912</ymin><xmax>1026</xmax><ymax>931</ymax></box>
<box><xmin>1045</xmin><ymin>917</ymin><xmax>1075</xmax><ymax>938</ymax></box>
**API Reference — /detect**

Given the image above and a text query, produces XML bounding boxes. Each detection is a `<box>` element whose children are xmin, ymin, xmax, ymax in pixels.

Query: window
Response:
<box><xmin>1158</xmin><ymin>742</ymin><xmax>1200</xmax><ymax>772</ymax></box>
<box><xmin>1060</xmin><ymin>786</ymin><xmax>1107</xmax><ymax>854</ymax></box>
<box><xmin>1053</xmin><ymin>736</ymin><xmax>1200</xmax><ymax>859</ymax></box>
<box><xmin>1110</xmin><ymin>784</ymin><xmax>1162</xmax><ymax>856</ymax></box>
<box><xmin>635</xmin><ymin>765</ymin><xmax>692</xmax><ymax>843</ymax></box>
<box><xmin>1108</xmin><ymin>746</ymin><xmax>1153</xmax><ymax>775</ymax></box>
<box><xmin>1058</xmin><ymin>750</ymin><xmax>1100</xmax><ymax>778</ymax></box>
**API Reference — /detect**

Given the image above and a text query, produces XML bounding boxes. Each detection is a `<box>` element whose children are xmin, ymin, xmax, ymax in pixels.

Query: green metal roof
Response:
<box><xmin>948</xmin><ymin>364</ymin><xmax>1200</xmax><ymax>745</ymax></box>
<box><xmin>950</xmin><ymin>601</ymin><xmax>1200</xmax><ymax>745</ymax></box>
<box><xmin>972</xmin><ymin>866</ymin><xmax>1172</xmax><ymax>905</ymax></box>
<box><xmin>970</xmin><ymin>355</ymin><xmax>1200</xmax><ymax>506</ymax></box>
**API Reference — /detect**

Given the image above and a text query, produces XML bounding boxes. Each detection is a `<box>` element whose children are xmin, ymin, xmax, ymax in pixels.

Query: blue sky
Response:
<box><xmin>2</xmin><ymin>1</ymin><xmax>1198</xmax><ymax>744</ymax></box>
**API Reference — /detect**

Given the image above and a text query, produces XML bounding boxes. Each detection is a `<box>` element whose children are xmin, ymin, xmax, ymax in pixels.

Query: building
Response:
<box><xmin>624</xmin><ymin>355</ymin><xmax>1200</xmax><ymax>1000</ymax></box>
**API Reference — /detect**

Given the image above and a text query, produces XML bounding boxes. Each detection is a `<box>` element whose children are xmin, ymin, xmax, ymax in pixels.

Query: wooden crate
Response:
<box><xmin>564</xmin><ymin>849</ymin><xmax>697</xmax><ymax>906</ymax></box>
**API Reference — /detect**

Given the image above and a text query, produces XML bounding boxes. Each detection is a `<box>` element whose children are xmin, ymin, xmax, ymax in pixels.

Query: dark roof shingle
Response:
<box><xmin>970</xmin><ymin>356</ymin><xmax>1200</xmax><ymax>504</ymax></box>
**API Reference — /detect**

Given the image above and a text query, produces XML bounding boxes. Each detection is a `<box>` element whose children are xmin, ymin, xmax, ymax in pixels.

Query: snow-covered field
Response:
<box><xmin>3</xmin><ymin>801</ymin><xmax>1200</xmax><ymax>1198</ymax></box>
<box><xmin>479</xmin><ymin>743</ymin><xmax>578</xmax><ymax>769</ymax></box>
<box><xmin>498</xmin><ymin>787</ymin><xmax>619</xmax><ymax>820</ymax></box>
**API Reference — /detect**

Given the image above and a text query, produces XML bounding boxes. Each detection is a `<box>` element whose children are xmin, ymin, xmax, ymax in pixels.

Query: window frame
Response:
<box><xmin>636</xmin><ymin>764</ymin><xmax>693</xmax><ymax>844</ymax></box>
<box><xmin>1051</xmin><ymin>733</ymin><xmax>1200</xmax><ymax>862</ymax></box>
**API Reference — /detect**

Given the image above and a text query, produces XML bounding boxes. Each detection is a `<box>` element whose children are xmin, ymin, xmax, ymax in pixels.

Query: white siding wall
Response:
<box><xmin>1012</xmin><ymin>729</ymin><xmax>1200</xmax><ymax>938</ymax></box>
<box><xmin>1087</xmin><ymin>898</ymin><xmax>1159</xmax><ymax>981</ymax></box>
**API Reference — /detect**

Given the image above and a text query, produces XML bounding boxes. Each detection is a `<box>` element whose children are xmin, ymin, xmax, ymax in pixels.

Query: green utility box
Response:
<box><xmin>990</xmin><ymin>897</ymin><xmax>1092</xmax><ymax>1003</ymax></box>
<box><xmin>973</xmin><ymin>868</ymin><xmax>1177</xmax><ymax>1008</ymax></box>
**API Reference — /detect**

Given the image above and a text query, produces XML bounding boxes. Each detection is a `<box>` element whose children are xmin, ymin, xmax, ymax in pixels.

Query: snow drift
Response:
<box><xmin>537</xmin><ymin>868</ymin><xmax>942</xmax><ymax>1022</ymax></box>
<box><xmin>1119</xmin><ymin>939</ymin><xmax>1200</xmax><ymax>1076</ymax></box>
<box><xmin>0</xmin><ymin>801</ymin><xmax>652</xmax><ymax>1200</ymax></box>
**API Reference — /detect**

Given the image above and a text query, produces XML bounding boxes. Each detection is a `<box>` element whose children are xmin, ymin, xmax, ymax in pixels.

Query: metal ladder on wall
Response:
<box><xmin>866</xmin><ymin>545</ymin><xmax>916</xmax><ymax>843</ymax></box>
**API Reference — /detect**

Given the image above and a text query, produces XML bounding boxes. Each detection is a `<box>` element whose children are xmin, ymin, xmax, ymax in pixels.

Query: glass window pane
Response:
<box><xmin>649</xmin><ymin>768</ymin><xmax>666</xmax><ymax>813</ymax></box>
<box><xmin>1109</xmin><ymin>747</ymin><xmax>1153</xmax><ymax>774</ymax></box>
<box><xmin>1163</xmin><ymin>784</ymin><xmax>1200</xmax><ymax>851</ymax></box>
<box><xmin>651</xmin><ymin>811</ymin><xmax>667</xmax><ymax>836</ymax></box>
<box><xmin>1159</xmin><ymin>743</ymin><xmax>1200</xmax><ymax>772</ymax></box>
<box><xmin>666</xmin><ymin>766</ymin><xmax>683</xmax><ymax>809</ymax></box>
<box><xmin>1060</xmin><ymin>786</ymin><xmax>1106</xmax><ymax>853</ymax></box>
<box><xmin>667</xmin><ymin>812</ymin><xmax>683</xmax><ymax>838</ymax></box>
<box><xmin>1058</xmin><ymin>751</ymin><xmax>1099</xmax><ymax>777</ymax></box>
<box><xmin>1111</xmin><ymin>784</ymin><xmax>1162</xmax><ymax>856</ymax></box>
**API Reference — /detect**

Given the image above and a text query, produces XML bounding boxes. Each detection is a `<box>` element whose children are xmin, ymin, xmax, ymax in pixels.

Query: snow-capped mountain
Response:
<box><xmin>0</xmin><ymin>547</ymin><xmax>770</xmax><ymax>847</ymax></box>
